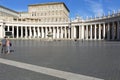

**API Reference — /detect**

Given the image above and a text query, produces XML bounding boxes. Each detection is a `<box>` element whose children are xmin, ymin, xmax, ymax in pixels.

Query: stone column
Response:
<box><xmin>17</xmin><ymin>26</ymin><xmax>19</xmax><ymax>38</ymax></box>
<box><xmin>35</xmin><ymin>27</ymin><xmax>37</xmax><ymax>38</ymax></box>
<box><xmin>90</xmin><ymin>25</ymin><xmax>92</xmax><ymax>40</ymax></box>
<box><xmin>50</xmin><ymin>27</ymin><xmax>53</xmax><ymax>38</ymax></box>
<box><xmin>37</xmin><ymin>27</ymin><xmax>40</xmax><ymax>38</ymax></box>
<box><xmin>107</xmin><ymin>23</ymin><xmax>110</xmax><ymax>40</ymax></box>
<box><xmin>65</xmin><ymin>27</ymin><xmax>67</xmax><ymax>38</ymax></box>
<box><xmin>117</xmin><ymin>21</ymin><xmax>120</xmax><ymax>40</ymax></box>
<box><xmin>57</xmin><ymin>27</ymin><xmax>59</xmax><ymax>39</ymax></box>
<box><xmin>71</xmin><ymin>26</ymin><xmax>74</xmax><ymax>39</ymax></box>
<box><xmin>25</xmin><ymin>26</ymin><xmax>28</xmax><ymax>38</ymax></box>
<box><xmin>59</xmin><ymin>27</ymin><xmax>61</xmax><ymax>39</ymax></box>
<box><xmin>12</xmin><ymin>26</ymin><xmax>14</xmax><ymax>38</ymax></box>
<box><xmin>53</xmin><ymin>27</ymin><xmax>55</xmax><ymax>39</ymax></box>
<box><xmin>68</xmin><ymin>27</ymin><xmax>70</xmax><ymax>39</ymax></box>
<box><xmin>86</xmin><ymin>25</ymin><xmax>88</xmax><ymax>40</ymax></box>
<box><xmin>94</xmin><ymin>24</ymin><xmax>97</xmax><ymax>40</ymax></box>
<box><xmin>103</xmin><ymin>23</ymin><xmax>106</xmax><ymax>39</ymax></box>
<box><xmin>8</xmin><ymin>26</ymin><xmax>10</xmax><ymax>31</ymax></box>
<box><xmin>33</xmin><ymin>27</ymin><xmax>36</xmax><ymax>38</ymax></box>
<box><xmin>78</xmin><ymin>25</ymin><xmax>81</xmax><ymax>39</ymax></box>
<box><xmin>112</xmin><ymin>22</ymin><xmax>115</xmax><ymax>40</ymax></box>
<box><xmin>41</xmin><ymin>27</ymin><xmax>44</xmax><ymax>38</ymax></box>
<box><xmin>21</xmin><ymin>27</ymin><xmax>23</xmax><ymax>38</ymax></box>
<box><xmin>39</xmin><ymin>27</ymin><xmax>41</xmax><ymax>38</ymax></box>
<box><xmin>54</xmin><ymin>26</ymin><xmax>56</xmax><ymax>39</ymax></box>
<box><xmin>74</xmin><ymin>26</ymin><xmax>76</xmax><ymax>39</ymax></box>
<box><xmin>58</xmin><ymin>27</ymin><xmax>60</xmax><ymax>39</ymax></box>
<box><xmin>81</xmin><ymin>25</ymin><xmax>84</xmax><ymax>39</ymax></box>
<box><xmin>99</xmin><ymin>24</ymin><xmax>101</xmax><ymax>40</ymax></box>
<box><xmin>61</xmin><ymin>27</ymin><xmax>63</xmax><ymax>39</ymax></box>
<box><xmin>29</xmin><ymin>27</ymin><xmax>32</xmax><ymax>38</ymax></box>
<box><xmin>3</xmin><ymin>24</ymin><xmax>6</xmax><ymax>37</ymax></box>
<box><xmin>45</xmin><ymin>27</ymin><xmax>47</xmax><ymax>38</ymax></box>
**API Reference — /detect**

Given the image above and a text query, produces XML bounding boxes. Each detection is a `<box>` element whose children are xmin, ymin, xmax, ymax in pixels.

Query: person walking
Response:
<box><xmin>1</xmin><ymin>37</ymin><xmax>7</xmax><ymax>54</ymax></box>
<box><xmin>6</xmin><ymin>38</ymin><xmax>11</xmax><ymax>54</ymax></box>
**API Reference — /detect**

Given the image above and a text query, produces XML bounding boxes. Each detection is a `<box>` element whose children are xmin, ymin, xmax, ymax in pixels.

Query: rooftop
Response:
<box><xmin>0</xmin><ymin>5</ymin><xmax>18</xmax><ymax>14</ymax></box>
<box><xmin>28</xmin><ymin>2</ymin><xmax>70</xmax><ymax>12</ymax></box>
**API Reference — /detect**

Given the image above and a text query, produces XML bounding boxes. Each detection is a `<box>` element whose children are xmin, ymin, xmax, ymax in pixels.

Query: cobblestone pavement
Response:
<box><xmin>0</xmin><ymin>40</ymin><xmax>120</xmax><ymax>80</ymax></box>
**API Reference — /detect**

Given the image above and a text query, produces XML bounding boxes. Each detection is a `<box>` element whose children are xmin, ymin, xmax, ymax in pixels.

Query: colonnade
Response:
<box><xmin>0</xmin><ymin>20</ymin><xmax>120</xmax><ymax>40</ymax></box>
<box><xmin>71</xmin><ymin>21</ymin><xmax>120</xmax><ymax>40</ymax></box>
<box><xmin>4</xmin><ymin>25</ymin><xmax>71</xmax><ymax>39</ymax></box>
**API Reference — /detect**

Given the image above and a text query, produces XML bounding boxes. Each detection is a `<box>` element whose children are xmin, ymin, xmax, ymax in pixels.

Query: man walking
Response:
<box><xmin>1</xmin><ymin>36</ymin><xmax>7</xmax><ymax>54</ymax></box>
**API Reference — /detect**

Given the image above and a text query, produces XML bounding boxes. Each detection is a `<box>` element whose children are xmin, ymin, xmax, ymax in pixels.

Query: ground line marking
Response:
<box><xmin>0</xmin><ymin>58</ymin><xmax>103</xmax><ymax>80</ymax></box>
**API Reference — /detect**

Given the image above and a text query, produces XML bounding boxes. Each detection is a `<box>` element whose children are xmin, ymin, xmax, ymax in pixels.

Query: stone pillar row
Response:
<box><xmin>72</xmin><ymin>21</ymin><xmax>120</xmax><ymax>40</ymax></box>
<box><xmin>3</xmin><ymin>21</ymin><xmax>120</xmax><ymax>40</ymax></box>
<box><xmin>5</xmin><ymin>25</ymin><xmax>70</xmax><ymax>39</ymax></box>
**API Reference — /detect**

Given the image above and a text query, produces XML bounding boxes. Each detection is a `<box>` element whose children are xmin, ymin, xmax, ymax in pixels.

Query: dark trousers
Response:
<box><xmin>1</xmin><ymin>45</ymin><xmax>6</xmax><ymax>53</ymax></box>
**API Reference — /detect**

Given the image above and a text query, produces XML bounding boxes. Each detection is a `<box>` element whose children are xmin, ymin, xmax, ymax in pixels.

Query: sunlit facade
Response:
<box><xmin>0</xmin><ymin>2</ymin><xmax>120</xmax><ymax>40</ymax></box>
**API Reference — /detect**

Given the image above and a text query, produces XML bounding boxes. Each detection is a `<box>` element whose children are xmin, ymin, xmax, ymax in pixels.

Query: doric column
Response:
<box><xmin>41</xmin><ymin>27</ymin><xmax>44</xmax><ymax>38</ymax></box>
<box><xmin>2</xmin><ymin>23</ymin><xmax>6</xmax><ymax>37</ymax></box>
<box><xmin>81</xmin><ymin>25</ymin><xmax>84</xmax><ymax>39</ymax></box>
<box><xmin>86</xmin><ymin>25</ymin><xmax>88</xmax><ymax>40</ymax></box>
<box><xmin>103</xmin><ymin>23</ymin><xmax>106</xmax><ymax>39</ymax></box>
<box><xmin>25</xmin><ymin>26</ymin><xmax>28</xmax><ymax>38</ymax></box>
<box><xmin>61</xmin><ymin>27</ymin><xmax>63</xmax><ymax>39</ymax></box>
<box><xmin>99</xmin><ymin>24</ymin><xmax>101</xmax><ymax>40</ymax></box>
<box><xmin>57</xmin><ymin>27</ymin><xmax>59</xmax><ymax>39</ymax></box>
<box><xmin>64</xmin><ymin>27</ymin><xmax>67</xmax><ymax>38</ymax></box>
<box><xmin>29</xmin><ymin>27</ymin><xmax>32</xmax><ymax>38</ymax></box>
<box><xmin>71</xmin><ymin>26</ymin><xmax>74</xmax><ymax>39</ymax></box>
<box><xmin>28</xmin><ymin>26</ymin><xmax>31</xmax><ymax>38</ymax></box>
<box><xmin>117</xmin><ymin>21</ymin><xmax>120</xmax><ymax>40</ymax></box>
<box><xmin>112</xmin><ymin>22</ymin><xmax>115</xmax><ymax>40</ymax></box>
<box><xmin>78</xmin><ymin>25</ymin><xmax>80</xmax><ymax>39</ymax></box>
<box><xmin>53</xmin><ymin>27</ymin><xmax>55</xmax><ymax>38</ymax></box>
<box><xmin>90</xmin><ymin>25</ymin><xmax>93</xmax><ymax>40</ymax></box>
<box><xmin>17</xmin><ymin>26</ymin><xmax>19</xmax><ymax>38</ymax></box>
<box><xmin>35</xmin><ymin>27</ymin><xmax>37</xmax><ymax>38</ymax></box>
<box><xmin>59</xmin><ymin>27</ymin><xmax>61</xmax><ymax>39</ymax></box>
<box><xmin>21</xmin><ymin>26</ymin><xmax>23</xmax><ymax>38</ymax></box>
<box><xmin>74</xmin><ymin>26</ymin><xmax>76</xmax><ymax>39</ymax></box>
<box><xmin>44</xmin><ymin>27</ymin><xmax>46</xmax><ymax>38</ymax></box>
<box><xmin>45</xmin><ymin>27</ymin><xmax>47</xmax><ymax>38</ymax></box>
<box><xmin>107</xmin><ymin>23</ymin><xmax>110</xmax><ymax>40</ymax></box>
<box><xmin>8</xmin><ymin>26</ymin><xmax>9</xmax><ymax>31</ymax></box>
<box><xmin>94</xmin><ymin>24</ymin><xmax>97</xmax><ymax>40</ymax></box>
<box><xmin>12</xmin><ymin>26</ymin><xmax>14</xmax><ymax>38</ymax></box>
<box><xmin>68</xmin><ymin>27</ymin><xmax>70</xmax><ymax>39</ymax></box>
<box><xmin>50</xmin><ymin>27</ymin><xmax>53</xmax><ymax>38</ymax></box>
<box><xmin>37</xmin><ymin>27</ymin><xmax>40</xmax><ymax>38</ymax></box>
<box><xmin>53</xmin><ymin>27</ymin><xmax>55</xmax><ymax>39</ymax></box>
<box><xmin>33</xmin><ymin>27</ymin><xmax>36</xmax><ymax>38</ymax></box>
<box><xmin>39</xmin><ymin>27</ymin><xmax>41</xmax><ymax>38</ymax></box>
<box><xmin>58</xmin><ymin>27</ymin><xmax>60</xmax><ymax>39</ymax></box>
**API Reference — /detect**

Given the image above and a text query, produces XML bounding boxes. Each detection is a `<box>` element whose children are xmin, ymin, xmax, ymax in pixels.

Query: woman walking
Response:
<box><xmin>6</xmin><ymin>38</ymin><xmax>11</xmax><ymax>54</ymax></box>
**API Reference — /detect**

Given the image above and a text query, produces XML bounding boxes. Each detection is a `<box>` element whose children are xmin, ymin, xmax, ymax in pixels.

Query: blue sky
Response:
<box><xmin>0</xmin><ymin>0</ymin><xmax>120</xmax><ymax>19</ymax></box>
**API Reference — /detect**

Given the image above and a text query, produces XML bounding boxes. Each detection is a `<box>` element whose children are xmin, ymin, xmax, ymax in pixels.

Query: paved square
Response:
<box><xmin>0</xmin><ymin>40</ymin><xmax>120</xmax><ymax>80</ymax></box>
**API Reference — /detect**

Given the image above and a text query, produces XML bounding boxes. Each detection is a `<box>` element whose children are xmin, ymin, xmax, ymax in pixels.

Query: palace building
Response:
<box><xmin>0</xmin><ymin>2</ymin><xmax>120</xmax><ymax>40</ymax></box>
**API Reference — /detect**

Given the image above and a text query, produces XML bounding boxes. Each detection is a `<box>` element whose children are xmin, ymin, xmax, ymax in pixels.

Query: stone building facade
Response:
<box><xmin>0</xmin><ymin>2</ymin><xmax>120</xmax><ymax>40</ymax></box>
